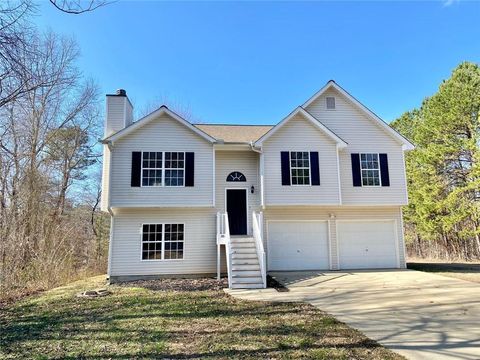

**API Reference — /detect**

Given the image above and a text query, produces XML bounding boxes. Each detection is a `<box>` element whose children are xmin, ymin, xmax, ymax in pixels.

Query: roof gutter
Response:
<box><xmin>250</xmin><ymin>141</ymin><xmax>262</xmax><ymax>153</ymax></box>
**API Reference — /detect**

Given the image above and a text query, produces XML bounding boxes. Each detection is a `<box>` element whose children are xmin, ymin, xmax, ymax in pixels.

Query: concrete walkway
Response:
<box><xmin>227</xmin><ymin>270</ymin><xmax>480</xmax><ymax>360</ymax></box>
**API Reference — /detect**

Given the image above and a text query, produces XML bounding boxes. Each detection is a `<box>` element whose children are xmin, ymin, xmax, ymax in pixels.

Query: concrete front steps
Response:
<box><xmin>230</xmin><ymin>236</ymin><xmax>264</xmax><ymax>289</ymax></box>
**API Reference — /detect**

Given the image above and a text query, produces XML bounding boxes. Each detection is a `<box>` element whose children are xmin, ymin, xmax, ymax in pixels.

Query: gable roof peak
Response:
<box><xmin>302</xmin><ymin>81</ymin><xmax>415</xmax><ymax>151</ymax></box>
<box><xmin>255</xmin><ymin>106</ymin><xmax>348</xmax><ymax>148</ymax></box>
<box><xmin>101</xmin><ymin>105</ymin><xmax>215</xmax><ymax>144</ymax></box>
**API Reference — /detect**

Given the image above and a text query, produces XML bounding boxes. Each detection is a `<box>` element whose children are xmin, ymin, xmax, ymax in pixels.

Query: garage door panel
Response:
<box><xmin>268</xmin><ymin>221</ymin><xmax>329</xmax><ymax>271</ymax></box>
<box><xmin>338</xmin><ymin>220</ymin><xmax>398</xmax><ymax>270</ymax></box>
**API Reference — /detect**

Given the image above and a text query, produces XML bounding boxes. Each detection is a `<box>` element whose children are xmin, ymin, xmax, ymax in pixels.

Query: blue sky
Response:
<box><xmin>36</xmin><ymin>0</ymin><xmax>479</xmax><ymax>124</ymax></box>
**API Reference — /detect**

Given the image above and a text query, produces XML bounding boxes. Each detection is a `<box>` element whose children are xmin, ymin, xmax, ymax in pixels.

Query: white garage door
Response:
<box><xmin>337</xmin><ymin>220</ymin><xmax>398</xmax><ymax>269</ymax></box>
<box><xmin>268</xmin><ymin>221</ymin><xmax>329</xmax><ymax>271</ymax></box>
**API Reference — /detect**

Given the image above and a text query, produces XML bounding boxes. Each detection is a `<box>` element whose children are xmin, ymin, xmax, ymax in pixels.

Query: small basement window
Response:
<box><xmin>326</xmin><ymin>96</ymin><xmax>336</xmax><ymax>110</ymax></box>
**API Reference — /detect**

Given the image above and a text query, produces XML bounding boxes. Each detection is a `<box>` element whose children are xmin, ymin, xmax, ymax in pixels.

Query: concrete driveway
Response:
<box><xmin>227</xmin><ymin>270</ymin><xmax>480</xmax><ymax>360</ymax></box>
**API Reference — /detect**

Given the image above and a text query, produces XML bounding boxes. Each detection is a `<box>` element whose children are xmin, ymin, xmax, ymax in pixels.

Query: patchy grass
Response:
<box><xmin>408</xmin><ymin>261</ymin><xmax>480</xmax><ymax>283</ymax></box>
<box><xmin>0</xmin><ymin>275</ymin><xmax>403</xmax><ymax>360</ymax></box>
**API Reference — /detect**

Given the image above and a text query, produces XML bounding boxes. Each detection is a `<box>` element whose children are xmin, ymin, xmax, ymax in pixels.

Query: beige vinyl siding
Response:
<box><xmin>305</xmin><ymin>88</ymin><xmax>408</xmax><ymax>205</ymax></box>
<box><xmin>263</xmin><ymin>206</ymin><xmax>406</xmax><ymax>270</ymax></box>
<box><xmin>110</xmin><ymin>113</ymin><xmax>213</xmax><ymax>207</ymax></box>
<box><xmin>109</xmin><ymin>208</ymin><xmax>222</xmax><ymax>276</ymax></box>
<box><xmin>262</xmin><ymin>114</ymin><xmax>341</xmax><ymax>206</ymax></box>
<box><xmin>215</xmin><ymin>151</ymin><xmax>261</xmax><ymax>234</ymax></box>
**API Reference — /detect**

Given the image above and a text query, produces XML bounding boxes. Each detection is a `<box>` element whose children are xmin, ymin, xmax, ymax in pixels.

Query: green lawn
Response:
<box><xmin>0</xmin><ymin>275</ymin><xmax>403</xmax><ymax>360</ymax></box>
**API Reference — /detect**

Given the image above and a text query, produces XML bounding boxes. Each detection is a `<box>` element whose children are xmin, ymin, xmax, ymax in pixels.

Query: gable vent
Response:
<box><xmin>326</xmin><ymin>96</ymin><xmax>336</xmax><ymax>110</ymax></box>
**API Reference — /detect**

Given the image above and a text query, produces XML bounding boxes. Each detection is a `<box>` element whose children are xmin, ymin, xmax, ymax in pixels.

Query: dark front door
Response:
<box><xmin>226</xmin><ymin>189</ymin><xmax>247</xmax><ymax>235</ymax></box>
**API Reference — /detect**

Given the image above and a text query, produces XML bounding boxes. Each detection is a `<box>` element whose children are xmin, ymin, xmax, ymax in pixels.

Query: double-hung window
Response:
<box><xmin>290</xmin><ymin>151</ymin><xmax>311</xmax><ymax>185</ymax></box>
<box><xmin>360</xmin><ymin>153</ymin><xmax>381</xmax><ymax>186</ymax></box>
<box><xmin>141</xmin><ymin>224</ymin><xmax>163</xmax><ymax>260</ymax></box>
<box><xmin>141</xmin><ymin>223</ymin><xmax>184</xmax><ymax>260</ymax></box>
<box><xmin>142</xmin><ymin>152</ymin><xmax>162</xmax><ymax>186</ymax></box>
<box><xmin>164</xmin><ymin>224</ymin><xmax>184</xmax><ymax>259</ymax></box>
<box><xmin>141</xmin><ymin>151</ymin><xmax>185</xmax><ymax>187</ymax></box>
<box><xmin>164</xmin><ymin>152</ymin><xmax>185</xmax><ymax>186</ymax></box>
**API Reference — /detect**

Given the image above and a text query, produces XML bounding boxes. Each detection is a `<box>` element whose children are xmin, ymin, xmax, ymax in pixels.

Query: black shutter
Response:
<box><xmin>351</xmin><ymin>153</ymin><xmax>361</xmax><ymax>187</ymax></box>
<box><xmin>185</xmin><ymin>152</ymin><xmax>194</xmax><ymax>187</ymax></box>
<box><xmin>310</xmin><ymin>151</ymin><xmax>320</xmax><ymax>186</ymax></box>
<box><xmin>131</xmin><ymin>151</ymin><xmax>141</xmax><ymax>187</ymax></box>
<box><xmin>281</xmin><ymin>152</ymin><xmax>291</xmax><ymax>185</ymax></box>
<box><xmin>379</xmin><ymin>153</ymin><xmax>390</xmax><ymax>187</ymax></box>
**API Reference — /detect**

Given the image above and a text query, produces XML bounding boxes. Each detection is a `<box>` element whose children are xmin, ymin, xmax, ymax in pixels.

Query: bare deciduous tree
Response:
<box><xmin>138</xmin><ymin>94</ymin><xmax>200</xmax><ymax>123</ymax></box>
<box><xmin>49</xmin><ymin>0</ymin><xmax>111</xmax><ymax>14</ymax></box>
<box><xmin>0</xmin><ymin>29</ymin><xmax>107</xmax><ymax>302</ymax></box>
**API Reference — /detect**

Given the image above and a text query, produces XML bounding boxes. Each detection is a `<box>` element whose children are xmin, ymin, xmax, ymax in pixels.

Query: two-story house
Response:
<box><xmin>101</xmin><ymin>81</ymin><xmax>414</xmax><ymax>289</ymax></box>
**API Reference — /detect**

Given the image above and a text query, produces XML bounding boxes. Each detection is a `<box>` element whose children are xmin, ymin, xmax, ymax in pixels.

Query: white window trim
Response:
<box><xmin>140</xmin><ymin>222</ymin><xmax>185</xmax><ymax>261</ymax></box>
<box><xmin>359</xmin><ymin>152</ymin><xmax>382</xmax><ymax>187</ymax></box>
<box><xmin>289</xmin><ymin>151</ymin><xmax>312</xmax><ymax>186</ymax></box>
<box><xmin>140</xmin><ymin>151</ymin><xmax>186</xmax><ymax>188</ymax></box>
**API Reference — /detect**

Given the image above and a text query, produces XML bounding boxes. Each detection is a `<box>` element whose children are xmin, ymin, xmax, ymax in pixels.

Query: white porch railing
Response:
<box><xmin>216</xmin><ymin>212</ymin><xmax>232</xmax><ymax>287</ymax></box>
<box><xmin>252</xmin><ymin>211</ymin><xmax>267</xmax><ymax>288</ymax></box>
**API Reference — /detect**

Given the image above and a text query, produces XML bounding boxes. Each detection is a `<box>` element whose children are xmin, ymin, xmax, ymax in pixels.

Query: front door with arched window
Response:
<box><xmin>225</xmin><ymin>171</ymin><xmax>247</xmax><ymax>235</ymax></box>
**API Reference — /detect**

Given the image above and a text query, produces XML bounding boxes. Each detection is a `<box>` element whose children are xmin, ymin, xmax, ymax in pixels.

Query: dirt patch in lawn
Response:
<box><xmin>117</xmin><ymin>277</ymin><xmax>229</xmax><ymax>291</ymax></box>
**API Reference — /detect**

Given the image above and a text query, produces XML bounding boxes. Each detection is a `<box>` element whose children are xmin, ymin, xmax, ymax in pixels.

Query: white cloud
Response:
<box><xmin>443</xmin><ymin>0</ymin><xmax>459</xmax><ymax>7</ymax></box>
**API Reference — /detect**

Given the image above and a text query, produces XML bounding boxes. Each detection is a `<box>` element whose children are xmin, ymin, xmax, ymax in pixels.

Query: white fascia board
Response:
<box><xmin>102</xmin><ymin>106</ymin><xmax>216</xmax><ymax>144</ymax></box>
<box><xmin>213</xmin><ymin>143</ymin><xmax>253</xmax><ymax>151</ymax></box>
<box><xmin>302</xmin><ymin>81</ymin><xmax>415</xmax><ymax>151</ymax></box>
<box><xmin>255</xmin><ymin>106</ymin><xmax>348</xmax><ymax>148</ymax></box>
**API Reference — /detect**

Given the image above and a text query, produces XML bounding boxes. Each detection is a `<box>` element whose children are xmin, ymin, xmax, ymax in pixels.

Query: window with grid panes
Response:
<box><xmin>164</xmin><ymin>152</ymin><xmax>185</xmax><ymax>186</ymax></box>
<box><xmin>360</xmin><ymin>153</ymin><xmax>381</xmax><ymax>186</ymax></box>
<box><xmin>290</xmin><ymin>151</ymin><xmax>311</xmax><ymax>185</ymax></box>
<box><xmin>141</xmin><ymin>152</ymin><xmax>162</xmax><ymax>186</ymax></box>
<box><xmin>141</xmin><ymin>224</ymin><xmax>163</xmax><ymax>259</ymax></box>
<box><xmin>164</xmin><ymin>224</ymin><xmax>184</xmax><ymax>259</ymax></box>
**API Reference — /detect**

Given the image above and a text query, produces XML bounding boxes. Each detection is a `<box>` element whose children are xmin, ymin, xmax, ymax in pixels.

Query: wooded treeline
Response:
<box><xmin>0</xmin><ymin>1</ymin><xmax>109</xmax><ymax>301</ymax></box>
<box><xmin>392</xmin><ymin>62</ymin><xmax>480</xmax><ymax>260</ymax></box>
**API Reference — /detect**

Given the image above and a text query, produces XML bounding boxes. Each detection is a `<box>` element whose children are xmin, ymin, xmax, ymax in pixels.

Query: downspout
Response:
<box><xmin>104</xmin><ymin>140</ymin><xmax>114</xmax><ymax>281</ymax></box>
<box><xmin>250</xmin><ymin>142</ymin><xmax>265</xmax><ymax>209</ymax></box>
<box><xmin>249</xmin><ymin>141</ymin><xmax>262</xmax><ymax>154</ymax></box>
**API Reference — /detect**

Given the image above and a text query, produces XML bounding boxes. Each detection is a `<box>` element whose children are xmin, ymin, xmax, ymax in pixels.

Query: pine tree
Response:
<box><xmin>392</xmin><ymin>62</ymin><xmax>480</xmax><ymax>259</ymax></box>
